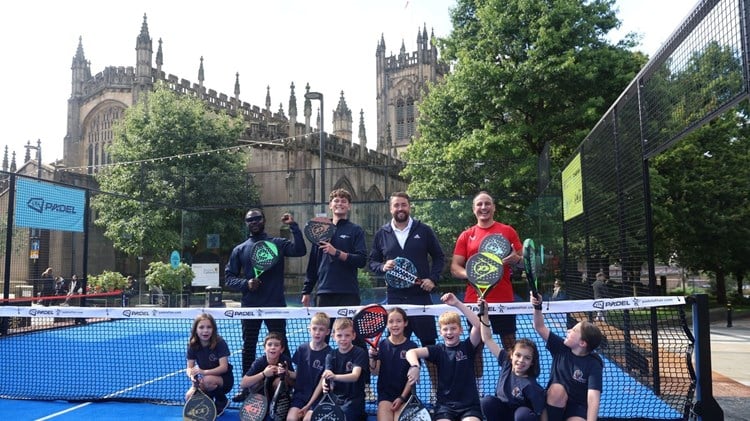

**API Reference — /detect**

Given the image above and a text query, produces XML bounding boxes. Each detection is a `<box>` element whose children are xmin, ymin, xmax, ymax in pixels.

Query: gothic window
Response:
<box><xmin>396</xmin><ymin>99</ymin><xmax>405</xmax><ymax>140</ymax></box>
<box><xmin>87</xmin><ymin>144</ymin><xmax>94</xmax><ymax>175</ymax></box>
<box><xmin>86</xmin><ymin>105</ymin><xmax>124</xmax><ymax>171</ymax></box>
<box><xmin>406</xmin><ymin>97</ymin><xmax>415</xmax><ymax>138</ymax></box>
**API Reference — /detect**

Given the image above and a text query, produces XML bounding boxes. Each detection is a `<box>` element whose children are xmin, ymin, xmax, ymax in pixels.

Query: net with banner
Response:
<box><xmin>0</xmin><ymin>297</ymin><xmax>692</xmax><ymax>420</ymax></box>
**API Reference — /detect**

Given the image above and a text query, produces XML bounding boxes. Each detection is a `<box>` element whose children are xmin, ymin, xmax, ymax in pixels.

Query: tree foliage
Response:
<box><xmin>651</xmin><ymin>42</ymin><xmax>750</xmax><ymax>303</ymax></box>
<box><xmin>403</xmin><ymin>0</ymin><xmax>646</xmax><ymax>240</ymax></box>
<box><xmin>92</xmin><ymin>83</ymin><xmax>257</xmax><ymax>259</ymax></box>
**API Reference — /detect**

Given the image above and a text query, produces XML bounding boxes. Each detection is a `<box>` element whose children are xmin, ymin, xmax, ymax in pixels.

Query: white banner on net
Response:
<box><xmin>0</xmin><ymin>296</ymin><xmax>686</xmax><ymax>320</ymax></box>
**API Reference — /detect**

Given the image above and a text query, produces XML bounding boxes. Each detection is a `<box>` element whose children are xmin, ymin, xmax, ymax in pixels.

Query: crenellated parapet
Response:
<box><xmin>81</xmin><ymin>66</ymin><xmax>136</xmax><ymax>97</ymax></box>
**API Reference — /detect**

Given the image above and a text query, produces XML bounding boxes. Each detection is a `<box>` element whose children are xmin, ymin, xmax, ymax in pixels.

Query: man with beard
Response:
<box><xmin>369</xmin><ymin>191</ymin><xmax>445</xmax><ymax>400</ymax></box>
<box><xmin>225</xmin><ymin>208</ymin><xmax>307</xmax><ymax>402</ymax></box>
<box><xmin>369</xmin><ymin>191</ymin><xmax>445</xmax><ymax>344</ymax></box>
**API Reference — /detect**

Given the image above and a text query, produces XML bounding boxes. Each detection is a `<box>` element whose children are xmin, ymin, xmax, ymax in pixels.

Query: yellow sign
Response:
<box><xmin>562</xmin><ymin>153</ymin><xmax>584</xmax><ymax>221</ymax></box>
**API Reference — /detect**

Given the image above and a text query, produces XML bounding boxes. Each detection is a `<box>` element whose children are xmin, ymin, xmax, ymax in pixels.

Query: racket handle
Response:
<box><xmin>478</xmin><ymin>301</ymin><xmax>488</xmax><ymax>317</ymax></box>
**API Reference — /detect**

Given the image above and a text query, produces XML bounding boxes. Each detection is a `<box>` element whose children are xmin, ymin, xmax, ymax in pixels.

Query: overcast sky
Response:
<box><xmin>0</xmin><ymin>0</ymin><xmax>697</xmax><ymax>166</ymax></box>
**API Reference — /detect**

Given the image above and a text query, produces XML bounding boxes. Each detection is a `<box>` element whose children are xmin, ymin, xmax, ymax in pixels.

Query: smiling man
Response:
<box><xmin>450</xmin><ymin>191</ymin><xmax>523</xmax><ymax>350</ymax></box>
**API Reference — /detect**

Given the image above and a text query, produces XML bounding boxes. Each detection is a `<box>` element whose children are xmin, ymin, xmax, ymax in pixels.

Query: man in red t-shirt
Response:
<box><xmin>451</xmin><ymin>191</ymin><xmax>522</xmax><ymax>350</ymax></box>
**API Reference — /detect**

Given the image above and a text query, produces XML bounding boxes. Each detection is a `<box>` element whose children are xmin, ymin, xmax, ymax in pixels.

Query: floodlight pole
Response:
<box><xmin>305</xmin><ymin>92</ymin><xmax>325</xmax><ymax>214</ymax></box>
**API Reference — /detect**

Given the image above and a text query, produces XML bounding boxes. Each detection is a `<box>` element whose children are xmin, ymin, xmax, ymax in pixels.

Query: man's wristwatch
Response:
<box><xmin>334</xmin><ymin>249</ymin><xmax>341</xmax><ymax>258</ymax></box>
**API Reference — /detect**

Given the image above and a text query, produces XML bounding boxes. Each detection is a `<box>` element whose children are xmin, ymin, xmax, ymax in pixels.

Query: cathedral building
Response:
<box><xmin>376</xmin><ymin>24</ymin><xmax>449</xmax><ymax>157</ymax></box>
<box><xmin>1</xmin><ymin>14</ymin><xmax>447</xmax><ymax>285</ymax></box>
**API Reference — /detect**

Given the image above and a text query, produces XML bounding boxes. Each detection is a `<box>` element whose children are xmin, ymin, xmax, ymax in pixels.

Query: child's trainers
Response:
<box><xmin>215</xmin><ymin>395</ymin><xmax>230</xmax><ymax>417</ymax></box>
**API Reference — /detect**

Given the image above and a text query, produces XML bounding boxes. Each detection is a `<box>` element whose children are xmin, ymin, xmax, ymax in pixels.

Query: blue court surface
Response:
<box><xmin>0</xmin><ymin>313</ymin><xmax>683</xmax><ymax>420</ymax></box>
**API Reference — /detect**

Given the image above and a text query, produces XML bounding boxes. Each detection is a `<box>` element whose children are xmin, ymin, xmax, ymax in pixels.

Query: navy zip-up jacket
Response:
<box><xmin>368</xmin><ymin>219</ymin><xmax>445</xmax><ymax>303</ymax></box>
<box><xmin>224</xmin><ymin>223</ymin><xmax>306</xmax><ymax>307</ymax></box>
<box><xmin>302</xmin><ymin>219</ymin><xmax>367</xmax><ymax>296</ymax></box>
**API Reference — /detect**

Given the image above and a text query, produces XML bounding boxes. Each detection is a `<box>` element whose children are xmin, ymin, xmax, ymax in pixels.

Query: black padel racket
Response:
<box><xmin>184</xmin><ymin>379</ymin><xmax>217</xmax><ymax>421</ymax></box>
<box><xmin>311</xmin><ymin>381</ymin><xmax>346</xmax><ymax>421</ymax></box>
<box><xmin>304</xmin><ymin>217</ymin><xmax>336</xmax><ymax>244</ymax></box>
<box><xmin>479</xmin><ymin>233</ymin><xmax>512</xmax><ymax>258</ymax></box>
<box><xmin>466</xmin><ymin>251</ymin><xmax>504</xmax><ymax>300</ymax></box>
<box><xmin>240</xmin><ymin>390</ymin><xmax>268</xmax><ymax>421</ymax></box>
<box><xmin>270</xmin><ymin>364</ymin><xmax>291</xmax><ymax>421</ymax></box>
<box><xmin>385</xmin><ymin>257</ymin><xmax>421</xmax><ymax>289</ymax></box>
<box><xmin>250</xmin><ymin>240</ymin><xmax>281</xmax><ymax>279</ymax></box>
<box><xmin>397</xmin><ymin>391</ymin><xmax>431</xmax><ymax>421</ymax></box>
<box><xmin>353</xmin><ymin>304</ymin><xmax>388</xmax><ymax>350</ymax></box>
<box><xmin>523</xmin><ymin>238</ymin><xmax>539</xmax><ymax>296</ymax></box>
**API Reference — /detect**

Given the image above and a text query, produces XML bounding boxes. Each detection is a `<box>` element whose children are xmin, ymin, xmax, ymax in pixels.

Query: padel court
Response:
<box><xmin>0</xmin><ymin>302</ymin><xmax>686</xmax><ymax>420</ymax></box>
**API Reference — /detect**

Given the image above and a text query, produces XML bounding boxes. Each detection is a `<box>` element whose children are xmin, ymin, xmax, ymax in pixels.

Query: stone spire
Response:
<box><xmin>134</xmin><ymin>13</ymin><xmax>153</xmax><ymax>103</ymax></box>
<box><xmin>358</xmin><ymin>109</ymin><xmax>367</xmax><ymax>146</ymax></box>
<box><xmin>198</xmin><ymin>56</ymin><xmax>205</xmax><ymax>90</ymax></box>
<box><xmin>156</xmin><ymin>38</ymin><xmax>163</xmax><ymax>74</ymax></box>
<box><xmin>265</xmin><ymin>86</ymin><xmax>271</xmax><ymax>117</ymax></box>
<box><xmin>332</xmin><ymin>91</ymin><xmax>353</xmax><ymax>141</ymax></box>
<box><xmin>304</xmin><ymin>83</ymin><xmax>312</xmax><ymax>134</ymax></box>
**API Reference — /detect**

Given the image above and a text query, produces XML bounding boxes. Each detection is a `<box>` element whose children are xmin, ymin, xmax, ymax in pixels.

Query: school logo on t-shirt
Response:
<box><xmin>312</xmin><ymin>359</ymin><xmax>324</xmax><ymax>369</ymax></box>
<box><xmin>399</xmin><ymin>350</ymin><xmax>408</xmax><ymax>359</ymax></box>
<box><xmin>346</xmin><ymin>361</ymin><xmax>354</xmax><ymax>372</ymax></box>
<box><xmin>512</xmin><ymin>386</ymin><xmax>523</xmax><ymax>399</ymax></box>
<box><xmin>454</xmin><ymin>350</ymin><xmax>468</xmax><ymax>361</ymax></box>
<box><xmin>572</xmin><ymin>368</ymin><xmax>585</xmax><ymax>383</ymax></box>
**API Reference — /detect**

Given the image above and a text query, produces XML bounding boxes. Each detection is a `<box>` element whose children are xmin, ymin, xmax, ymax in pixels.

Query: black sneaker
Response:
<box><xmin>231</xmin><ymin>389</ymin><xmax>248</xmax><ymax>403</ymax></box>
<box><xmin>215</xmin><ymin>395</ymin><xmax>230</xmax><ymax>417</ymax></box>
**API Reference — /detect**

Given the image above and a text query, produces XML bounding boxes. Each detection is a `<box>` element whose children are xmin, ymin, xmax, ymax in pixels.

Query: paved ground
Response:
<box><xmin>709</xmin><ymin>311</ymin><xmax>750</xmax><ymax>421</ymax></box>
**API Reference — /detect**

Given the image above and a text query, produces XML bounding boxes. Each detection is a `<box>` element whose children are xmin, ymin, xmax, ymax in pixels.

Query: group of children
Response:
<box><xmin>185</xmin><ymin>292</ymin><xmax>603</xmax><ymax>421</ymax></box>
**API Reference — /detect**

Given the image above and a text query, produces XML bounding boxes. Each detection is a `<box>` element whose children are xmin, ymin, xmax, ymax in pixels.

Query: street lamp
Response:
<box><xmin>305</xmin><ymin>91</ymin><xmax>325</xmax><ymax>214</ymax></box>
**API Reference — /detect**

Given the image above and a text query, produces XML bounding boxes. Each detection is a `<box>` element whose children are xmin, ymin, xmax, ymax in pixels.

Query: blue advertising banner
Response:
<box><xmin>14</xmin><ymin>178</ymin><xmax>85</xmax><ymax>232</ymax></box>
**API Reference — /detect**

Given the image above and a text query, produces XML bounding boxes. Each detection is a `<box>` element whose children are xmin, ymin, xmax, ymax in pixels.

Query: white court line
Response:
<box><xmin>34</xmin><ymin>369</ymin><xmax>185</xmax><ymax>420</ymax></box>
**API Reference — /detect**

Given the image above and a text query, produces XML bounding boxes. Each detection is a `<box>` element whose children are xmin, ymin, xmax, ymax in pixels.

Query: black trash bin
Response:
<box><xmin>205</xmin><ymin>286</ymin><xmax>224</xmax><ymax>308</ymax></box>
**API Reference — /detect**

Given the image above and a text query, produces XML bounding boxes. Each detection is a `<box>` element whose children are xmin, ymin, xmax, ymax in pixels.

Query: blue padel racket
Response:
<box><xmin>397</xmin><ymin>391</ymin><xmax>431</xmax><ymax>421</ymax></box>
<box><xmin>304</xmin><ymin>217</ymin><xmax>336</xmax><ymax>244</ymax></box>
<box><xmin>353</xmin><ymin>303</ymin><xmax>388</xmax><ymax>350</ymax></box>
<box><xmin>479</xmin><ymin>233</ymin><xmax>512</xmax><ymax>258</ymax></box>
<box><xmin>311</xmin><ymin>380</ymin><xmax>346</xmax><ymax>421</ymax></box>
<box><xmin>250</xmin><ymin>240</ymin><xmax>281</xmax><ymax>279</ymax></box>
<box><xmin>466</xmin><ymin>251</ymin><xmax>504</xmax><ymax>300</ymax></box>
<box><xmin>385</xmin><ymin>257</ymin><xmax>421</xmax><ymax>289</ymax></box>
<box><xmin>183</xmin><ymin>379</ymin><xmax>217</xmax><ymax>421</ymax></box>
<box><xmin>523</xmin><ymin>238</ymin><xmax>539</xmax><ymax>297</ymax></box>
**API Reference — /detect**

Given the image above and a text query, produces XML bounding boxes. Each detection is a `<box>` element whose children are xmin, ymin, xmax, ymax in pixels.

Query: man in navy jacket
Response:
<box><xmin>369</xmin><ymin>192</ymin><xmax>445</xmax><ymax>344</ymax></box>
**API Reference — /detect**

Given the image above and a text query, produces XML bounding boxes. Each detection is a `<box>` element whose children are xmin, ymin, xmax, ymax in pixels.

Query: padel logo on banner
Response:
<box><xmin>26</xmin><ymin>197</ymin><xmax>77</xmax><ymax>214</ymax></box>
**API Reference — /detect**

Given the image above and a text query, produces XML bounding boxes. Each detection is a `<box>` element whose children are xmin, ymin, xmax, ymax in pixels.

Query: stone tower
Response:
<box><xmin>375</xmin><ymin>24</ymin><xmax>448</xmax><ymax>158</ymax></box>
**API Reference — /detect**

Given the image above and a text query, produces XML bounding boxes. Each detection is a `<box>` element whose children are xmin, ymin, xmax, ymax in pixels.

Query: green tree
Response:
<box><xmin>404</xmin><ymin>0</ymin><xmax>646</xmax><ymax>239</ymax></box>
<box><xmin>92</xmin><ymin>83</ymin><xmax>258</xmax><ymax>259</ymax></box>
<box><xmin>651</xmin><ymin>42</ymin><xmax>749</xmax><ymax>304</ymax></box>
<box><xmin>652</xmin><ymin>105</ymin><xmax>750</xmax><ymax>303</ymax></box>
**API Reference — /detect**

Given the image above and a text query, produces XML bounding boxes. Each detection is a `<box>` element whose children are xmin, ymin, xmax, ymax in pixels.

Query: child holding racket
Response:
<box><xmin>478</xmin><ymin>301</ymin><xmax>545</xmax><ymax>421</ymax></box>
<box><xmin>369</xmin><ymin>307</ymin><xmax>418</xmax><ymax>421</ymax></box>
<box><xmin>405</xmin><ymin>293</ymin><xmax>484</xmax><ymax>421</ymax></box>
<box><xmin>531</xmin><ymin>293</ymin><xmax>603</xmax><ymax>421</ymax></box>
<box><xmin>305</xmin><ymin>317</ymin><xmax>368</xmax><ymax>421</ymax></box>
<box><xmin>185</xmin><ymin>313</ymin><xmax>234</xmax><ymax>416</ymax></box>
<box><xmin>240</xmin><ymin>332</ymin><xmax>294</xmax><ymax>400</ymax></box>
<box><xmin>286</xmin><ymin>312</ymin><xmax>331</xmax><ymax>421</ymax></box>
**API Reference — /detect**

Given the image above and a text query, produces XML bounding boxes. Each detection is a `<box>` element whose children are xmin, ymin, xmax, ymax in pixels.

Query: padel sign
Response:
<box><xmin>15</xmin><ymin>178</ymin><xmax>85</xmax><ymax>232</ymax></box>
<box><xmin>562</xmin><ymin>152</ymin><xmax>584</xmax><ymax>221</ymax></box>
